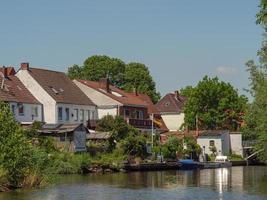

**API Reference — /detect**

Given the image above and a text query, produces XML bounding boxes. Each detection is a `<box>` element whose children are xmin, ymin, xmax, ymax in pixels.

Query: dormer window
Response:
<box><xmin>165</xmin><ymin>102</ymin><xmax>170</xmax><ymax>107</ymax></box>
<box><xmin>18</xmin><ymin>103</ymin><xmax>24</xmax><ymax>116</ymax></box>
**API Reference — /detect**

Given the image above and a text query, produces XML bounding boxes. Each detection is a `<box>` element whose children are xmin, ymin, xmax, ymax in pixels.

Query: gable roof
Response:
<box><xmin>0</xmin><ymin>67</ymin><xmax>40</xmax><ymax>104</ymax></box>
<box><xmin>156</xmin><ymin>92</ymin><xmax>186</xmax><ymax>113</ymax></box>
<box><xmin>136</xmin><ymin>93</ymin><xmax>159</xmax><ymax>114</ymax></box>
<box><xmin>76</xmin><ymin>79</ymin><xmax>147</xmax><ymax>107</ymax></box>
<box><xmin>26</xmin><ymin>68</ymin><xmax>95</xmax><ymax>106</ymax></box>
<box><xmin>198</xmin><ymin>130</ymin><xmax>229</xmax><ymax>137</ymax></box>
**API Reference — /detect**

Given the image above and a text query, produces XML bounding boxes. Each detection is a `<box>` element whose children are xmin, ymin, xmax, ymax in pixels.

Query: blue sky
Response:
<box><xmin>0</xmin><ymin>0</ymin><xmax>262</xmax><ymax>97</ymax></box>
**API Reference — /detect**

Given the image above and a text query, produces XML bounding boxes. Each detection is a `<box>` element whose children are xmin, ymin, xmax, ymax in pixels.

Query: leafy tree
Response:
<box><xmin>68</xmin><ymin>55</ymin><xmax>126</xmax><ymax>87</ymax></box>
<box><xmin>123</xmin><ymin>62</ymin><xmax>161</xmax><ymax>103</ymax></box>
<box><xmin>183</xmin><ymin>137</ymin><xmax>202</xmax><ymax>159</ymax></box>
<box><xmin>121</xmin><ymin>134</ymin><xmax>147</xmax><ymax>157</ymax></box>
<box><xmin>161</xmin><ymin>137</ymin><xmax>183</xmax><ymax>159</ymax></box>
<box><xmin>67</xmin><ymin>56</ymin><xmax>161</xmax><ymax>103</ymax></box>
<box><xmin>243</xmin><ymin>0</ymin><xmax>267</xmax><ymax>163</ymax></box>
<box><xmin>181</xmin><ymin>76</ymin><xmax>247</xmax><ymax>130</ymax></box>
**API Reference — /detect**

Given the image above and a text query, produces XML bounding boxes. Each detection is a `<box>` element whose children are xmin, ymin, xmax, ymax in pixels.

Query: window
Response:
<box><xmin>18</xmin><ymin>103</ymin><xmax>24</xmax><ymax>116</ymax></box>
<box><xmin>124</xmin><ymin>109</ymin><xmax>130</xmax><ymax>117</ymax></box>
<box><xmin>31</xmin><ymin>106</ymin><xmax>38</xmax><ymax>117</ymax></box>
<box><xmin>74</xmin><ymin>109</ymin><xmax>78</xmax><ymax>121</ymax></box>
<box><xmin>135</xmin><ymin>110</ymin><xmax>144</xmax><ymax>119</ymax></box>
<box><xmin>80</xmin><ymin>109</ymin><xmax>84</xmax><ymax>122</ymax></box>
<box><xmin>91</xmin><ymin>111</ymin><xmax>95</xmax><ymax>120</ymax></box>
<box><xmin>85</xmin><ymin>110</ymin><xmax>90</xmax><ymax>121</ymax></box>
<box><xmin>209</xmin><ymin>140</ymin><xmax>215</xmax><ymax>147</ymax></box>
<box><xmin>65</xmin><ymin>108</ymin><xmax>69</xmax><ymax>121</ymax></box>
<box><xmin>11</xmin><ymin>105</ymin><xmax>16</xmax><ymax>116</ymax></box>
<box><xmin>58</xmin><ymin>107</ymin><xmax>63</xmax><ymax>121</ymax></box>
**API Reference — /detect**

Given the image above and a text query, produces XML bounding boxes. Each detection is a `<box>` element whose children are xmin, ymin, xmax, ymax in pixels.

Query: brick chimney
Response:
<box><xmin>2</xmin><ymin>66</ymin><xmax>7</xmax><ymax>78</ymax></box>
<box><xmin>21</xmin><ymin>62</ymin><xmax>29</xmax><ymax>70</ymax></box>
<box><xmin>99</xmin><ymin>78</ymin><xmax>110</xmax><ymax>93</ymax></box>
<box><xmin>175</xmin><ymin>90</ymin><xmax>180</xmax><ymax>99</ymax></box>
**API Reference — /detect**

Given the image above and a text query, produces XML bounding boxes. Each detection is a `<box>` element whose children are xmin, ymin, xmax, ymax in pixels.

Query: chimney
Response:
<box><xmin>21</xmin><ymin>62</ymin><xmax>29</xmax><ymax>70</ymax></box>
<box><xmin>3</xmin><ymin>66</ymin><xmax>7</xmax><ymax>78</ymax></box>
<box><xmin>175</xmin><ymin>90</ymin><xmax>180</xmax><ymax>99</ymax></box>
<box><xmin>99</xmin><ymin>78</ymin><xmax>110</xmax><ymax>93</ymax></box>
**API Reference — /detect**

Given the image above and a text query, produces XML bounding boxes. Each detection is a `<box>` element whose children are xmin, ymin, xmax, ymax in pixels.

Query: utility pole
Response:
<box><xmin>151</xmin><ymin>113</ymin><xmax>154</xmax><ymax>148</ymax></box>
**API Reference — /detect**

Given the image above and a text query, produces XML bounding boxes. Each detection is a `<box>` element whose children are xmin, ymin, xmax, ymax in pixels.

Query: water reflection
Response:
<box><xmin>1</xmin><ymin>166</ymin><xmax>267</xmax><ymax>200</ymax></box>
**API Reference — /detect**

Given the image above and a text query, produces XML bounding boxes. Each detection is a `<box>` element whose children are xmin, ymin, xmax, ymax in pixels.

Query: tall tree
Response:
<box><xmin>68</xmin><ymin>55</ymin><xmax>126</xmax><ymax>87</ymax></box>
<box><xmin>123</xmin><ymin>62</ymin><xmax>160</xmax><ymax>103</ymax></box>
<box><xmin>181</xmin><ymin>76</ymin><xmax>247</xmax><ymax>130</ymax></box>
<box><xmin>244</xmin><ymin>0</ymin><xmax>267</xmax><ymax>162</ymax></box>
<box><xmin>68</xmin><ymin>56</ymin><xmax>161</xmax><ymax>103</ymax></box>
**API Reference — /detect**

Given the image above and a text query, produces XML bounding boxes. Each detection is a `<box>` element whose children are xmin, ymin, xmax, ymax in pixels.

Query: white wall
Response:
<box><xmin>197</xmin><ymin>137</ymin><xmax>222</xmax><ymax>155</ymax></box>
<box><xmin>98</xmin><ymin>107</ymin><xmax>118</xmax><ymax>119</ymax></box>
<box><xmin>16</xmin><ymin>70</ymin><xmax>57</xmax><ymax>123</ymax></box>
<box><xmin>161</xmin><ymin>113</ymin><xmax>185</xmax><ymax>131</ymax></box>
<box><xmin>56</xmin><ymin>103</ymin><xmax>97</xmax><ymax>125</ymax></box>
<box><xmin>9</xmin><ymin>102</ymin><xmax>42</xmax><ymax>123</ymax></box>
<box><xmin>230</xmin><ymin>133</ymin><xmax>243</xmax><ymax>157</ymax></box>
<box><xmin>74</xmin><ymin>80</ymin><xmax>122</xmax><ymax>106</ymax></box>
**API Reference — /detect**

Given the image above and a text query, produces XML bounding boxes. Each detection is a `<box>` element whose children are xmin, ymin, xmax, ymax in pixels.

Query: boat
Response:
<box><xmin>178</xmin><ymin>159</ymin><xmax>204</xmax><ymax>170</ymax></box>
<box><xmin>214</xmin><ymin>156</ymin><xmax>232</xmax><ymax>168</ymax></box>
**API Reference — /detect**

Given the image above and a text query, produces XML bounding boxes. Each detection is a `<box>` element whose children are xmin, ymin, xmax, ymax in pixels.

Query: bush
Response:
<box><xmin>162</xmin><ymin>137</ymin><xmax>183</xmax><ymax>159</ymax></box>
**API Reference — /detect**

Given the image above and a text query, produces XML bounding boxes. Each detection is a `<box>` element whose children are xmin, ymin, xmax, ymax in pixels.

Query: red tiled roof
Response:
<box><xmin>134</xmin><ymin>93</ymin><xmax>159</xmax><ymax>114</ymax></box>
<box><xmin>0</xmin><ymin>68</ymin><xmax>40</xmax><ymax>104</ymax></box>
<box><xmin>27</xmin><ymin>68</ymin><xmax>95</xmax><ymax>106</ymax></box>
<box><xmin>76</xmin><ymin>79</ymin><xmax>147</xmax><ymax>107</ymax></box>
<box><xmin>156</xmin><ymin>93</ymin><xmax>186</xmax><ymax>113</ymax></box>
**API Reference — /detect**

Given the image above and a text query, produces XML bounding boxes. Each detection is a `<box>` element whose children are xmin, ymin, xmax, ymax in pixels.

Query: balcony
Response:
<box><xmin>127</xmin><ymin>118</ymin><xmax>154</xmax><ymax>129</ymax></box>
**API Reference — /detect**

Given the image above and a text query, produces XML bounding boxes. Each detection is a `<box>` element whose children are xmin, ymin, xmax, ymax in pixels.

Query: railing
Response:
<box><xmin>127</xmin><ymin>118</ymin><xmax>154</xmax><ymax>129</ymax></box>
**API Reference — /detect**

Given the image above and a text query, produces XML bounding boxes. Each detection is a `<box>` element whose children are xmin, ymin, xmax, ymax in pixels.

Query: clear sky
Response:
<box><xmin>0</xmin><ymin>0</ymin><xmax>262</xmax><ymax>97</ymax></box>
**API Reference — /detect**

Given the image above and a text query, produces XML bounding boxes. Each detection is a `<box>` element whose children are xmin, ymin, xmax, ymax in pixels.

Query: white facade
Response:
<box><xmin>74</xmin><ymin>80</ymin><xmax>121</xmax><ymax>119</ymax></box>
<box><xmin>230</xmin><ymin>133</ymin><xmax>243</xmax><ymax>157</ymax></box>
<box><xmin>9</xmin><ymin>102</ymin><xmax>42</xmax><ymax>124</ymax></box>
<box><xmin>197</xmin><ymin>133</ymin><xmax>230</xmax><ymax>156</ymax></box>
<box><xmin>16</xmin><ymin>70</ymin><xmax>97</xmax><ymax>125</ymax></box>
<box><xmin>161</xmin><ymin>112</ymin><xmax>185</xmax><ymax>131</ymax></box>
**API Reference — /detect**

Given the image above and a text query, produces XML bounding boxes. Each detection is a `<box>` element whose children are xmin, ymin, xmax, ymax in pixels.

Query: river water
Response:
<box><xmin>1</xmin><ymin>166</ymin><xmax>267</xmax><ymax>200</ymax></box>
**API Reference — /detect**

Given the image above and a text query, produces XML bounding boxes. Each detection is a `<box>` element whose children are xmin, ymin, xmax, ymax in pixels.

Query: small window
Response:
<box><xmin>135</xmin><ymin>110</ymin><xmax>144</xmax><ymax>119</ymax></box>
<box><xmin>165</xmin><ymin>102</ymin><xmax>170</xmax><ymax>107</ymax></box>
<box><xmin>85</xmin><ymin>110</ymin><xmax>90</xmax><ymax>121</ymax></box>
<box><xmin>18</xmin><ymin>103</ymin><xmax>24</xmax><ymax>116</ymax></box>
<box><xmin>74</xmin><ymin>109</ymin><xmax>78</xmax><ymax>121</ymax></box>
<box><xmin>209</xmin><ymin>140</ymin><xmax>215</xmax><ymax>147</ymax></box>
<box><xmin>124</xmin><ymin>109</ymin><xmax>130</xmax><ymax>117</ymax></box>
<box><xmin>58</xmin><ymin>107</ymin><xmax>63</xmax><ymax>121</ymax></box>
<box><xmin>11</xmin><ymin>105</ymin><xmax>16</xmax><ymax>116</ymax></box>
<box><xmin>80</xmin><ymin>109</ymin><xmax>84</xmax><ymax>122</ymax></box>
<box><xmin>65</xmin><ymin>108</ymin><xmax>69</xmax><ymax>121</ymax></box>
<box><xmin>60</xmin><ymin>135</ymin><xmax>66</xmax><ymax>142</ymax></box>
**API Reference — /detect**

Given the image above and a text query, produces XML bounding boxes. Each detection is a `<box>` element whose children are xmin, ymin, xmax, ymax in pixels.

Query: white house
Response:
<box><xmin>197</xmin><ymin>130</ymin><xmax>243</xmax><ymax>157</ymax></box>
<box><xmin>155</xmin><ymin>91</ymin><xmax>186</xmax><ymax>131</ymax></box>
<box><xmin>0</xmin><ymin>66</ymin><xmax>42</xmax><ymax>124</ymax></box>
<box><xmin>16</xmin><ymin>63</ymin><xmax>97</xmax><ymax>125</ymax></box>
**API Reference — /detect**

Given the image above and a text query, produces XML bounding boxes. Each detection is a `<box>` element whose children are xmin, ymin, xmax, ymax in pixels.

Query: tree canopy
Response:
<box><xmin>67</xmin><ymin>55</ymin><xmax>160</xmax><ymax>103</ymax></box>
<box><xmin>243</xmin><ymin>0</ymin><xmax>267</xmax><ymax>162</ymax></box>
<box><xmin>181</xmin><ymin>76</ymin><xmax>247</xmax><ymax>130</ymax></box>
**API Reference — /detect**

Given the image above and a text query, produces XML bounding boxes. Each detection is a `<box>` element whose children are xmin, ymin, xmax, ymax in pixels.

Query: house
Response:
<box><xmin>73</xmin><ymin>78</ymin><xmax>154</xmax><ymax>131</ymax></box>
<box><xmin>0</xmin><ymin>66</ymin><xmax>42</xmax><ymax>124</ymax></box>
<box><xmin>197</xmin><ymin>130</ymin><xmax>231</xmax><ymax>156</ymax></box>
<box><xmin>38</xmin><ymin>123</ymin><xmax>88</xmax><ymax>152</ymax></box>
<box><xmin>155</xmin><ymin>91</ymin><xmax>186</xmax><ymax>132</ymax></box>
<box><xmin>16</xmin><ymin>63</ymin><xmax>97</xmax><ymax>125</ymax></box>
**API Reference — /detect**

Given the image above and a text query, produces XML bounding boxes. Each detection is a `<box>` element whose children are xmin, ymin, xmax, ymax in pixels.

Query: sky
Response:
<box><xmin>0</xmin><ymin>0</ymin><xmax>262</xmax><ymax>97</ymax></box>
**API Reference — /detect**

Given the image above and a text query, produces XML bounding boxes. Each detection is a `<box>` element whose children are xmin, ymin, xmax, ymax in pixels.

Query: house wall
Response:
<box><xmin>74</xmin><ymin>80</ymin><xmax>122</xmax><ymax>106</ymax></box>
<box><xmin>56</xmin><ymin>103</ymin><xmax>97</xmax><ymax>125</ymax></box>
<box><xmin>230</xmin><ymin>133</ymin><xmax>243</xmax><ymax>157</ymax></box>
<box><xmin>197</xmin><ymin>136</ymin><xmax>222</xmax><ymax>155</ymax></box>
<box><xmin>16</xmin><ymin>70</ymin><xmax>57</xmax><ymax>123</ymax></box>
<box><xmin>98</xmin><ymin>107</ymin><xmax>118</xmax><ymax>119</ymax></box>
<box><xmin>9</xmin><ymin>102</ymin><xmax>42</xmax><ymax>123</ymax></box>
<box><xmin>161</xmin><ymin>113</ymin><xmax>185</xmax><ymax>131</ymax></box>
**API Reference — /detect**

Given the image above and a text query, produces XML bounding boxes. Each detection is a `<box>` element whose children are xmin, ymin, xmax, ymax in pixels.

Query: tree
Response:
<box><xmin>123</xmin><ymin>62</ymin><xmax>161</xmax><ymax>103</ymax></box>
<box><xmin>183</xmin><ymin>137</ymin><xmax>202</xmax><ymax>159</ymax></box>
<box><xmin>243</xmin><ymin>0</ymin><xmax>267</xmax><ymax>163</ymax></box>
<box><xmin>161</xmin><ymin>137</ymin><xmax>183</xmax><ymax>159</ymax></box>
<box><xmin>181</xmin><ymin>76</ymin><xmax>247</xmax><ymax>130</ymax></box>
<box><xmin>121</xmin><ymin>134</ymin><xmax>147</xmax><ymax>158</ymax></box>
<box><xmin>68</xmin><ymin>55</ymin><xmax>126</xmax><ymax>87</ymax></box>
<box><xmin>67</xmin><ymin>56</ymin><xmax>161</xmax><ymax>103</ymax></box>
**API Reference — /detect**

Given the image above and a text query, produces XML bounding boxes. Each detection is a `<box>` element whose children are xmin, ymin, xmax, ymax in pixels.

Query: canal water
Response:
<box><xmin>1</xmin><ymin>166</ymin><xmax>267</xmax><ymax>200</ymax></box>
